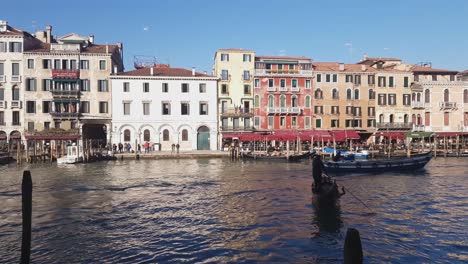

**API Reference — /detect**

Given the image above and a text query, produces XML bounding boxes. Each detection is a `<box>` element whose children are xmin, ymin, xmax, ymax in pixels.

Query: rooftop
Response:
<box><xmin>117</xmin><ymin>66</ymin><xmax>215</xmax><ymax>77</ymax></box>
<box><xmin>410</xmin><ymin>65</ymin><xmax>458</xmax><ymax>74</ymax></box>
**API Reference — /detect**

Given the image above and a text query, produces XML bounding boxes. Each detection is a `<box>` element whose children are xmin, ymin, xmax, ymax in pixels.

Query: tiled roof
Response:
<box><xmin>24</xmin><ymin>43</ymin><xmax>118</xmax><ymax>54</ymax></box>
<box><xmin>313</xmin><ymin>62</ymin><xmax>377</xmax><ymax>72</ymax></box>
<box><xmin>217</xmin><ymin>48</ymin><xmax>255</xmax><ymax>52</ymax></box>
<box><xmin>410</xmin><ymin>65</ymin><xmax>458</xmax><ymax>74</ymax></box>
<box><xmin>0</xmin><ymin>25</ymin><xmax>25</xmax><ymax>36</ymax></box>
<box><xmin>457</xmin><ymin>70</ymin><xmax>468</xmax><ymax>75</ymax></box>
<box><xmin>256</xmin><ymin>55</ymin><xmax>312</xmax><ymax>61</ymax></box>
<box><xmin>117</xmin><ymin>67</ymin><xmax>214</xmax><ymax>77</ymax></box>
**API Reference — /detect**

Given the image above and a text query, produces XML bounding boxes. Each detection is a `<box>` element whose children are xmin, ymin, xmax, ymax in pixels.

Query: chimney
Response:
<box><xmin>361</xmin><ymin>65</ymin><xmax>367</xmax><ymax>71</ymax></box>
<box><xmin>113</xmin><ymin>66</ymin><xmax>118</xmax><ymax>74</ymax></box>
<box><xmin>363</xmin><ymin>53</ymin><xmax>368</xmax><ymax>60</ymax></box>
<box><xmin>192</xmin><ymin>67</ymin><xmax>196</xmax><ymax>76</ymax></box>
<box><xmin>106</xmin><ymin>45</ymin><xmax>109</xmax><ymax>53</ymax></box>
<box><xmin>150</xmin><ymin>67</ymin><xmax>154</xmax><ymax>76</ymax></box>
<box><xmin>45</xmin><ymin>25</ymin><xmax>52</xmax><ymax>43</ymax></box>
<box><xmin>88</xmin><ymin>34</ymin><xmax>94</xmax><ymax>44</ymax></box>
<box><xmin>0</xmin><ymin>21</ymin><xmax>7</xmax><ymax>32</ymax></box>
<box><xmin>339</xmin><ymin>63</ymin><xmax>345</xmax><ymax>71</ymax></box>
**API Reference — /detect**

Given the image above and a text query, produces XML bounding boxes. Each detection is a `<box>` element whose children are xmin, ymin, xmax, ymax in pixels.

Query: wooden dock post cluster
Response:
<box><xmin>343</xmin><ymin>228</ymin><xmax>363</xmax><ymax>264</ymax></box>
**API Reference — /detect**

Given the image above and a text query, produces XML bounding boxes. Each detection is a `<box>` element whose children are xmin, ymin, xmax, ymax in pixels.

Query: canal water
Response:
<box><xmin>0</xmin><ymin>158</ymin><xmax>467</xmax><ymax>263</ymax></box>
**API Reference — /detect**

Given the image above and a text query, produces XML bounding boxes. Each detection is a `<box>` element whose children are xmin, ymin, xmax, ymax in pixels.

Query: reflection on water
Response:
<box><xmin>0</xmin><ymin>158</ymin><xmax>467</xmax><ymax>263</ymax></box>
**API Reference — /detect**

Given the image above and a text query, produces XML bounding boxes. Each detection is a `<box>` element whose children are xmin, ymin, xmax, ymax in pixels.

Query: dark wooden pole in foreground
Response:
<box><xmin>344</xmin><ymin>228</ymin><xmax>363</xmax><ymax>264</ymax></box>
<box><xmin>21</xmin><ymin>170</ymin><xmax>32</xmax><ymax>264</ymax></box>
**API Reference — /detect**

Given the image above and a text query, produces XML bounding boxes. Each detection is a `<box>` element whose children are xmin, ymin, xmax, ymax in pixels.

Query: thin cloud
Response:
<box><xmin>143</xmin><ymin>26</ymin><xmax>150</xmax><ymax>32</ymax></box>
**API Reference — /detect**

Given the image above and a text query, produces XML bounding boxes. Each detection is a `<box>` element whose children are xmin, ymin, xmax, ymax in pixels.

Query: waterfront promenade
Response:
<box><xmin>114</xmin><ymin>150</ymin><xmax>230</xmax><ymax>160</ymax></box>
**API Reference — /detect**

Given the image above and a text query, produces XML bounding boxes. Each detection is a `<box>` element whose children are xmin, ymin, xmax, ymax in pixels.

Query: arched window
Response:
<box><xmin>124</xmin><ymin>129</ymin><xmax>131</xmax><ymax>142</ymax></box>
<box><xmin>291</xmin><ymin>95</ymin><xmax>298</xmax><ymax>107</ymax></box>
<box><xmin>444</xmin><ymin>89</ymin><xmax>449</xmax><ymax>102</ymax></box>
<box><xmin>354</xmin><ymin>89</ymin><xmax>360</xmax><ymax>100</ymax></box>
<box><xmin>389</xmin><ymin>114</ymin><xmax>394</xmax><ymax>123</ymax></box>
<box><xmin>368</xmin><ymin>89</ymin><xmax>375</xmax><ymax>100</ymax></box>
<box><xmin>314</xmin><ymin>88</ymin><xmax>322</xmax><ymax>99</ymax></box>
<box><xmin>143</xmin><ymin>129</ymin><xmax>150</xmax><ymax>141</ymax></box>
<box><xmin>404</xmin><ymin>114</ymin><xmax>409</xmax><ymax>123</ymax></box>
<box><xmin>305</xmin><ymin>95</ymin><xmax>311</xmax><ymax>108</ymax></box>
<box><xmin>464</xmin><ymin>89</ymin><xmax>468</xmax><ymax>103</ymax></box>
<box><xmin>254</xmin><ymin>95</ymin><xmax>260</xmax><ymax>107</ymax></box>
<box><xmin>163</xmin><ymin>129</ymin><xmax>169</xmax><ymax>141</ymax></box>
<box><xmin>412</xmin><ymin>114</ymin><xmax>416</xmax><ymax>124</ymax></box>
<box><xmin>379</xmin><ymin>114</ymin><xmax>384</xmax><ymax>123</ymax></box>
<box><xmin>425</xmin><ymin>89</ymin><xmax>430</xmax><ymax>103</ymax></box>
<box><xmin>417</xmin><ymin>114</ymin><xmax>422</xmax><ymax>125</ymax></box>
<box><xmin>347</xmin><ymin>89</ymin><xmax>352</xmax><ymax>100</ymax></box>
<box><xmin>182</xmin><ymin>129</ymin><xmax>188</xmax><ymax>141</ymax></box>
<box><xmin>12</xmin><ymin>85</ymin><xmax>19</xmax><ymax>101</ymax></box>
<box><xmin>268</xmin><ymin>95</ymin><xmax>275</xmax><ymax>108</ymax></box>
<box><xmin>417</xmin><ymin>93</ymin><xmax>421</xmax><ymax>102</ymax></box>
<box><xmin>332</xmin><ymin>88</ymin><xmax>339</xmax><ymax>99</ymax></box>
<box><xmin>280</xmin><ymin>95</ymin><xmax>286</xmax><ymax>108</ymax></box>
<box><xmin>412</xmin><ymin>93</ymin><xmax>416</xmax><ymax>101</ymax></box>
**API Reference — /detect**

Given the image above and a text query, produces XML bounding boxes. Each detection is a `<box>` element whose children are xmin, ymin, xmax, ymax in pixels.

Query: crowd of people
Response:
<box><xmin>111</xmin><ymin>142</ymin><xmax>180</xmax><ymax>154</ymax></box>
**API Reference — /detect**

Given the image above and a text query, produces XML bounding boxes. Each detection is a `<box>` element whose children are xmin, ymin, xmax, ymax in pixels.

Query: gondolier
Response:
<box><xmin>312</xmin><ymin>154</ymin><xmax>326</xmax><ymax>191</ymax></box>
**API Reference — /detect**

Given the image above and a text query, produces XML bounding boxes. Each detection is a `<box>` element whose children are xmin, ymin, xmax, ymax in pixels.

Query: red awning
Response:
<box><xmin>238</xmin><ymin>133</ymin><xmax>264</xmax><ymax>141</ymax></box>
<box><xmin>300</xmin><ymin>130</ymin><xmax>333</xmax><ymax>140</ymax></box>
<box><xmin>375</xmin><ymin>132</ymin><xmax>406</xmax><ymax>140</ymax></box>
<box><xmin>222</xmin><ymin>133</ymin><xmax>240</xmax><ymax>139</ymax></box>
<box><xmin>330</xmin><ymin>130</ymin><xmax>361</xmax><ymax>142</ymax></box>
<box><xmin>265</xmin><ymin>132</ymin><xmax>298</xmax><ymax>141</ymax></box>
<box><xmin>436</xmin><ymin>132</ymin><xmax>468</xmax><ymax>137</ymax></box>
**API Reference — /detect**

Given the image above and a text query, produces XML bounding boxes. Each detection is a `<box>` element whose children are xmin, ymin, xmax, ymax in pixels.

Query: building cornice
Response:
<box><xmin>110</xmin><ymin>76</ymin><xmax>218</xmax><ymax>81</ymax></box>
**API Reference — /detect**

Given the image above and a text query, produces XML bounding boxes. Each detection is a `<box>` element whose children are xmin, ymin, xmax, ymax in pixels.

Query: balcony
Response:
<box><xmin>51</xmin><ymin>89</ymin><xmax>81</xmax><ymax>97</ymax></box>
<box><xmin>221</xmin><ymin>126</ymin><xmax>256</xmax><ymax>131</ymax></box>
<box><xmin>50</xmin><ymin>112</ymin><xmax>80</xmax><ymax>118</ymax></box>
<box><xmin>411</xmin><ymin>101</ymin><xmax>425</xmax><ymax>109</ymax></box>
<box><xmin>52</xmin><ymin>69</ymin><xmax>80</xmax><ymax>79</ymax></box>
<box><xmin>439</xmin><ymin>102</ymin><xmax>457</xmax><ymax>109</ymax></box>
<box><xmin>254</xmin><ymin>69</ymin><xmax>313</xmax><ymax>76</ymax></box>
<box><xmin>0</xmin><ymin>75</ymin><xmax>5</xmax><ymax>82</ymax></box>
<box><xmin>0</xmin><ymin>101</ymin><xmax>5</xmax><ymax>109</ymax></box>
<box><xmin>413</xmin><ymin>124</ymin><xmax>425</xmax><ymax>132</ymax></box>
<box><xmin>11</xmin><ymin>76</ymin><xmax>21</xmax><ymax>82</ymax></box>
<box><xmin>11</xmin><ymin>101</ymin><xmax>22</xmax><ymax>109</ymax></box>
<box><xmin>291</xmin><ymin>86</ymin><xmax>299</xmax><ymax>92</ymax></box>
<box><xmin>267</xmin><ymin>86</ymin><xmax>276</xmax><ymax>92</ymax></box>
<box><xmin>377</xmin><ymin>122</ymin><xmax>413</xmax><ymax>130</ymax></box>
<box><xmin>279</xmin><ymin>86</ymin><xmax>288</xmax><ymax>92</ymax></box>
<box><xmin>220</xmin><ymin>108</ymin><xmax>254</xmax><ymax>118</ymax></box>
<box><xmin>267</xmin><ymin>107</ymin><xmax>302</xmax><ymax>115</ymax></box>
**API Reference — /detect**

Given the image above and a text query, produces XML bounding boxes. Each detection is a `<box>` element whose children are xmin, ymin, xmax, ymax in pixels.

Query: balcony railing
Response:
<box><xmin>267</xmin><ymin>107</ymin><xmax>302</xmax><ymax>114</ymax></box>
<box><xmin>411</xmin><ymin>101</ymin><xmax>425</xmax><ymax>109</ymax></box>
<box><xmin>51</xmin><ymin>112</ymin><xmax>80</xmax><ymax>118</ymax></box>
<box><xmin>51</xmin><ymin>90</ymin><xmax>81</xmax><ymax>97</ymax></box>
<box><xmin>279</xmin><ymin>86</ymin><xmax>288</xmax><ymax>92</ymax></box>
<box><xmin>267</xmin><ymin>86</ymin><xmax>276</xmax><ymax>92</ymax></box>
<box><xmin>254</xmin><ymin>69</ymin><xmax>313</xmax><ymax>76</ymax></box>
<box><xmin>11</xmin><ymin>76</ymin><xmax>21</xmax><ymax>82</ymax></box>
<box><xmin>0</xmin><ymin>75</ymin><xmax>5</xmax><ymax>82</ymax></box>
<box><xmin>221</xmin><ymin>126</ymin><xmax>256</xmax><ymax>131</ymax></box>
<box><xmin>439</xmin><ymin>102</ymin><xmax>457</xmax><ymax>109</ymax></box>
<box><xmin>11</xmin><ymin>101</ymin><xmax>22</xmax><ymax>109</ymax></box>
<box><xmin>220</xmin><ymin>108</ymin><xmax>254</xmax><ymax>117</ymax></box>
<box><xmin>291</xmin><ymin>86</ymin><xmax>299</xmax><ymax>92</ymax></box>
<box><xmin>0</xmin><ymin>101</ymin><xmax>5</xmax><ymax>109</ymax></box>
<box><xmin>413</xmin><ymin>124</ymin><xmax>425</xmax><ymax>131</ymax></box>
<box><xmin>377</xmin><ymin>122</ymin><xmax>413</xmax><ymax>129</ymax></box>
<box><xmin>52</xmin><ymin>69</ymin><xmax>80</xmax><ymax>79</ymax></box>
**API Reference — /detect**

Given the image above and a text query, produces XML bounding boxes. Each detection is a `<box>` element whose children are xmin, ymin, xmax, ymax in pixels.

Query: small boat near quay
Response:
<box><xmin>241</xmin><ymin>151</ymin><xmax>312</xmax><ymax>161</ymax></box>
<box><xmin>324</xmin><ymin>151</ymin><xmax>433</xmax><ymax>174</ymax></box>
<box><xmin>57</xmin><ymin>144</ymin><xmax>83</xmax><ymax>164</ymax></box>
<box><xmin>323</xmin><ymin>147</ymin><xmax>369</xmax><ymax>159</ymax></box>
<box><xmin>312</xmin><ymin>176</ymin><xmax>345</xmax><ymax>204</ymax></box>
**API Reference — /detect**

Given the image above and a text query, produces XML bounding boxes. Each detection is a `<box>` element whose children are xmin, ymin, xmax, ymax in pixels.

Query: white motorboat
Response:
<box><xmin>57</xmin><ymin>144</ymin><xmax>83</xmax><ymax>164</ymax></box>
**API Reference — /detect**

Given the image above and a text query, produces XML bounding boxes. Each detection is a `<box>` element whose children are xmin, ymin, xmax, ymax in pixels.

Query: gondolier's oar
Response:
<box><xmin>343</xmin><ymin>186</ymin><xmax>374</xmax><ymax>213</ymax></box>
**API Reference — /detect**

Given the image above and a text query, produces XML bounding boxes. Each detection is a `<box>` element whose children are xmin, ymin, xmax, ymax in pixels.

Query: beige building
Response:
<box><xmin>213</xmin><ymin>49</ymin><xmax>255</xmax><ymax>137</ymax></box>
<box><xmin>21</xmin><ymin>25</ymin><xmax>123</xmax><ymax>143</ymax></box>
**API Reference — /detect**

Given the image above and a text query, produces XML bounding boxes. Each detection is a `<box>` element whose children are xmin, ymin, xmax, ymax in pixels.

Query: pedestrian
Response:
<box><xmin>118</xmin><ymin>143</ymin><xmax>123</xmax><ymax>153</ymax></box>
<box><xmin>171</xmin><ymin>143</ymin><xmax>175</xmax><ymax>154</ymax></box>
<box><xmin>312</xmin><ymin>154</ymin><xmax>326</xmax><ymax>192</ymax></box>
<box><xmin>176</xmin><ymin>143</ymin><xmax>180</xmax><ymax>154</ymax></box>
<box><xmin>137</xmin><ymin>143</ymin><xmax>141</xmax><ymax>153</ymax></box>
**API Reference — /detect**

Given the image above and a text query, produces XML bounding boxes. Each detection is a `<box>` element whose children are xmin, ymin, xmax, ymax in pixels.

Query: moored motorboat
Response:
<box><xmin>57</xmin><ymin>145</ymin><xmax>83</xmax><ymax>164</ymax></box>
<box><xmin>324</xmin><ymin>151</ymin><xmax>432</xmax><ymax>174</ymax></box>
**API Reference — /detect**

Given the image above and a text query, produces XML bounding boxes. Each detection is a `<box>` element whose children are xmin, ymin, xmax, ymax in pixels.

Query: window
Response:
<box><xmin>143</xmin><ymin>82</ymin><xmax>149</xmax><ymax>92</ymax></box>
<box><xmin>280</xmin><ymin>95</ymin><xmax>286</xmax><ymax>107</ymax></box>
<box><xmin>80</xmin><ymin>101</ymin><xmax>90</xmax><ymax>113</ymax></box>
<box><xmin>54</xmin><ymin>121</ymin><xmax>61</xmax><ymax>129</ymax></box>
<box><xmin>12</xmin><ymin>63</ymin><xmax>19</xmax><ymax>76</ymax></box>
<box><xmin>268</xmin><ymin>116</ymin><xmax>274</xmax><ymax>128</ymax></box>
<box><xmin>182</xmin><ymin>129</ymin><xmax>188</xmax><ymax>141</ymax></box>
<box><xmin>254</xmin><ymin>117</ymin><xmax>260</xmax><ymax>127</ymax></box>
<box><xmin>378</xmin><ymin>76</ymin><xmax>386</xmax><ymax>87</ymax></box>
<box><xmin>403</xmin><ymin>94</ymin><xmax>411</xmax><ymax>106</ymax></box>
<box><xmin>292</xmin><ymin>79</ymin><xmax>297</xmax><ymax>88</ymax></box>
<box><xmin>244</xmin><ymin>85</ymin><xmax>251</xmax><ymax>95</ymax></box>
<box><xmin>27</xmin><ymin>59</ymin><xmax>34</xmax><ymax>69</ymax></box>
<box><xmin>368</xmin><ymin>107</ymin><xmax>375</xmax><ymax>117</ymax></box>
<box><xmin>143</xmin><ymin>129</ymin><xmax>151</xmax><ymax>141</ymax></box>
<box><xmin>354</xmin><ymin>75</ymin><xmax>361</xmax><ymax>85</ymax></box>
<box><xmin>80</xmin><ymin>60</ymin><xmax>89</xmax><ymax>70</ymax></box>
<box><xmin>291</xmin><ymin>116</ymin><xmax>297</xmax><ymax>128</ymax></box>
<box><xmin>425</xmin><ymin>112</ymin><xmax>431</xmax><ymax>126</ymax></box>
<box><xmin>0</xmin><ymin>62</ymin><xmax>3</xmax><ymax>76</ymax></box>
<box><xmin>254</xmin><ymin>79</ymin><xmax>260</xmax><ymax>88</ymax></box>
<box><xmin>26</xmin><ymin>78</ymin><xmax>36</xmax><ymax>91</ymax></box>
<box><xmin>291</xmin><ymin>96</ymin><xmax>298</xmax><ymax>107</ymax></box>
<box><xmin>332</xmin><ymin>74</ymin><xmax>338</xmax><ymax>82</ymax></box>
<box><xmin>354</xmin><ymin>89</ymin><xmax>360</xmax><ymax>100</ymax></box>
<box><xmin>332</xmin><ymin>88</ymin><xmax>339</xmax><ymax>99</ymax></box>
<box><xmin>26</xmin><ymin>101</ymin><xmax>36</xmax><ymax>113</ymax></box>
<box><xmin>288</xmin><ymin>64</ymin><xmax>294</xmax><ymax>70</ymax></box>
<box><xmin>346</xmin><ymin>89</ymin><xmax>352</xmax><ymax>100</ymax></box>
<box><xmin>123</xmin><ymin>82</ymin><xmax>130</xmax><ymax>92</ymax></box>
<box><xmin>162</xmin><ymin>102</ymin><xmax>171</xmax><ymax>115</ymax></box>
<box><xmin>464</xmin><ymin>89</ymin><xmax>468</xmax><ymax>103</ymax></box>
<box><xmin>378</xmin><ymin>94</ymin><xmax>387</xmax><ymax>105</ymax></box>
<box><xmin>0</xmin><ymin>87</ymin><xmax>3</xmax><ymax>101</ymax></box>
<box><xmin>346</xmin><ymin>106</ymin><xmax>353</xmax><ymax>115</ymax></box>
<box><xmin>432</xmin><ymin>75</ymin><xmax>437</xmax><ymax>81</ymax></box>
<box><xmin>99</xmin><ymin>102</ymin><xmax>108</xmax><ymax>113</ymax></box>
<box><xmin>124</xmin><ymin>129</ymin><xmax>131</xmax><ymax>142</ymax></box>
<box><xmin>331</xmin><ymin>119</ymin><xmax>339</xmax><ymax>128</ymax></box>
<box><xmin>314</xmin><ymin>88</ymin><xmax>322</xmax><ymax>99</ymax></box>
<box><xmin>12</xmin><ymin>86</ymin><xmax>19</xmax><ymax>100</ymax></box>
<box><xmin>444</xmin><ymin>89</ymin><xmax>449</xmax><ymax>102</ymax></box>
<box><xmin>305</xmin><ymin>116</ymin><xmax>311</xmax><ymax>128</ymax></box>
<box><xmin>70</xmin><ymin>59</ymin><xmax>77</xmax><ymax>70</ymax></box>
<box><xmin>354</xmin><ymin>107</ymin><xmax>362</xmax><ymax>116</ymax></box>
<box><xmin>389</xmin><ymin>76</ymin><xmax>394</xmax><ymax>87</ymax></box>
<box><xmin>266</xmin><ymin>64</ymin><xmax>271</xmax><ymax>70</ymax></box>
<box><xmin>444</xmin><ymin>112</ymin><xmax>449</xmax><ymax>126</ymax></box>
<box><xmin>0</xmin><ymin>42</ymin><xmax>6</xmax><ymax>52</ymax></box>
<box><xmin>268</xmin><ymin>79</ymin><xmax>274</xmax><ymax>87</ymax></box>
<box><xmin>369</xmin><ymin>89</ymin><xmax>375</xmax><ymax>100</ymax></box>
<box><xmin>99</xmin><ymin>60</ymin><xmax>106</xmax><ymax>70</ymax></box>
<box><xmin>345</xmin><ymin>75</ymin><xmax>353</xmax><ymax>83</ymax></box>
<box><xmin>199</xmin><ymin>83</ymin><xmax>206</xmax><ymax>93</ymax></box>
<box><xmin>305</xmin><ymin>95</ymin><xmax>311</xmax><ymax>108</ymax></box>
<box><xmin>54</xmin><ymin>59</ymin><xmax>61</xmax><ymax>69</ymax></box>
<box><xmin>9</xmin><ymin>42</ymin><xmax>22</xmax><ymax>52</ymax></box>
<box><xmin>221</xmin><ymin>84</ymin><xmax>228</xmax><ymax>94</ymax></box>
<box><xmin>315</xmin><ymin>119</ymin><xmax>322</xmax><ymax>128</ymax></box>
<box><xmin>80</xmin><ymin>79</ymin><xmax>90</xmax><ymax>91</ymax></box>
<box><xmin>221</xmin><ymin>70</ymin><xmax>229</xmax><ymax>80</ymax></box>
<box><xmin>221</xmin><ymin>53</ymin><xmax>229</xmax><ymax>61</ymax></box>
<box><xmin>162</xmin><ymin>83</ymin><xmax>169</xmax><ymax>93</ymax></box>
<box><xmin>27</xmin><ymin>122</ymin><xmax>34</xmax><ymax>131</ymax></box>
<box><xmin>464</xmin><ymin>112</ymin><xmax>468</xmax><ymax>126</ymax></box>
<box><xmin>331</xmin><ymin>106</ymin><xmax>340</xmax><ymax>114</ymax></box>
<box><xmin>62</xmin><ymin>59</ymin><xmax>68</xmax><ymax>70</ymax></box>
<box><xmin>243</xmin><ymin>70</ymin><xmax>250</xmax><ymax>80</ymax></box>
<box><xmin>251</xmin><ymin>95</ymin><xmax>258</xmax><ymax>108</ymax></box>
<box><xmin>280</xmin><ymin>117</ymin><xmax>286</xmax><ymax>128</ymax></box>
<box><xmin>243</xmin><ymin>54</ymin><xmax>251</xmax><ymax>62</ymax></box>
<box><xmin>143</xmin><ymin>102</ymin><xmax>150</xmax><ymax>115</ymax></box>
<box><xmin>163</xmin><ymin>129</ymin><xmax>170</xmax><ymax>141</ymax></box>
<box><xmin>368</xmin><ymin>75</ymin><xmax>375</xmax><ymax>85</ymax></box>
<box><xmin>42</xmin><ymin>101</ymin><xmax>51</xmax><ymax>113</ymax></box>
<box><xmin>181</xmin><ymin>83</ymin><xmax>189</xmax><ymax>93</ymax></box>
<box><xmin>44</xmin><ymin>122</ymin><xmax>50</xmax><ymax>130</ymax></box>
<box><xmin>98</xmin><ymin>80</ymin><xmax>108</xmax><ymax>92</ymax></box>
<box><xmin>314</xmin><ymin>106</ymin><xmax>323</xmax><ymax>114</ymax></box>
<box><xmin>306</xmin><ymin>79</ymin><xmax>311</xmax><ymax>89</ymax></box>
<box><xmin>317</xmin><ymin>74</ymin><xmax>322</xmax><ymax>82</ymax></box>
<box><xmin>268</xmin><ymin>95</ymin><xmax>275</xmax><ymax>108</ymax></box>
<box><xmin>404</xmin><ymin>76</ymin><xmax>409</xmax><ymax>87</ymax></box>
<box><xmin>181</xmin><ymin>102</ymin><xmax>190</xmax><ymax>115</ymax></box>
<box><xmin>367</xmin><ymin>119</ymin><xmax>376</xmax><ymax>128</ymax></box>
<box><xmin>280</xmin><ymin>79</ymin><xmax>286</xmax><ymax>88</ymax></box>
<box><xmin>326</xmin><ymin>74</ymin><xmax>330</xmax><ymax>82</ymax></box>
<box><xmin>199</xmin><ymin>102</ymin><xmax>208</xmax><ymax>115</ymax></box>
<box><xmin>12</xmin><ymin>111</ymin><xmax>20</xmax><ymax>125</ymax></box>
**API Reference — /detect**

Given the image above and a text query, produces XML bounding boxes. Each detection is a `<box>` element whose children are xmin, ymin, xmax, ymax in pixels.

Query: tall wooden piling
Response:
<box><xmin>21</xmin><ymin>170</ymin><xmax>32</xmax><ymax>264</ymax></box>
<box><xmin>344</xmin><ymin>228</ymin><xmax>363</xmax><ymax>264</ymax></box>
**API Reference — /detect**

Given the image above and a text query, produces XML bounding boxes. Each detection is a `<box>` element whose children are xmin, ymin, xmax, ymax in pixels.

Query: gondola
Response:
<box><xmin>241</xmin><ymin>151</ymin><xmax>312</xmax><ymax>161</ymax></box>
<box><xmin>312</xmin><ymin>176</ymin><xmax>345</xmax><ymax>204</ymax></box>
<box><xmin>324</xmin><ymin>151</ymin><xmax>433</xmax><ymax>174</ymax></box>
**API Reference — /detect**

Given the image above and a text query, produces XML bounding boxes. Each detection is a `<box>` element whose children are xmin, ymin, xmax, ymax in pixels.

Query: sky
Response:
<box><xmin>3</xmin><ymin>0</ymin><xmax>468</xmax><ymax>73</ymax></box>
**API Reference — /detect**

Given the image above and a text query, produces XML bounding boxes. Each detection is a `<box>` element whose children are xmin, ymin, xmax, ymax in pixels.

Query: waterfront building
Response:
<box><xmin>311</xmin><ymin>62</ymin><xmax>377</xmax><ymax>133</ymax></box>
<box><xmin>110</xmin><ymin>65</ymin><xmax>218</xmax><ymax>151</ymax></box>
<box><xmin>213</xmin><ymin>49</ymin><xmax>255</xmax><ymax>137</ymax></box>
<box><xmin>253</xmin><ymin>56</ymin><xmax>314</xmax><ymax>131</ymax></box>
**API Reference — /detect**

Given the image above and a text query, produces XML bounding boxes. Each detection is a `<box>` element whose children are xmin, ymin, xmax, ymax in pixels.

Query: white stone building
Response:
<box><xmin>110</xmin><ymin>65</ymin><xmax>218</xmax><ymax>151</ymax></box>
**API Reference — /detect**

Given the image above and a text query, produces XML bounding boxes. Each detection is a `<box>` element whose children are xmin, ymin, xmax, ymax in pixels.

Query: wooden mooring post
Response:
<box><xmin>344</xmin><ymin>228</ymin><xmax>363</xmax><ymax>264</ymax></box>
<box><xmin>21</xmin><ymin>170</ymin><xmax>32</xmax><ymax>264</ymax></box>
